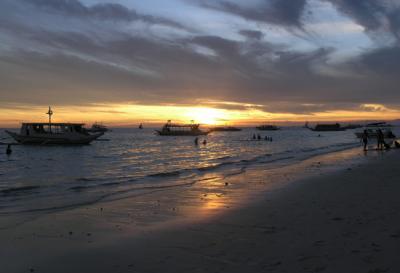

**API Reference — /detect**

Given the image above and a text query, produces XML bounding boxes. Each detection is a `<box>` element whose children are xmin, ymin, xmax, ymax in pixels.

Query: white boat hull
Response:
<box><xmin>6</xmin><ymin>131</ymin><xmax>103</xmax><ymax>145</ymax></box>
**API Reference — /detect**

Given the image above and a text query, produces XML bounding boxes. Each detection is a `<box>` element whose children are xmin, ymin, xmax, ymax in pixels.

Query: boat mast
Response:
<box><xmin>46</xmin><ymin>106</ymin><xmax>53</xmax><ymax>132</ymax></box>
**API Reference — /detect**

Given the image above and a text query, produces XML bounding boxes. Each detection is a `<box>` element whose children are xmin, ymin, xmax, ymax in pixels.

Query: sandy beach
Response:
<box><xmin>1</xmin><ymin>147</ymin><xmax>400</xmax><ymax>273</ymax></box>
<box><xmin>3</xmin><ymin>1</ymin><xmax>400</xmax><ymax>272</ymax></box>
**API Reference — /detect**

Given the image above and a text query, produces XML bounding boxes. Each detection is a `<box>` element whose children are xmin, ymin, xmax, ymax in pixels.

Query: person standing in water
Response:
<box><xmin>362</xmin><ymin>130</ymin><xmax>368</xmax><ymax>151</ymax></box>
<box><xmin>194</xmin><ymin>137</ymin><xmax>199</xmax><ymax>145</ymax></box>
<box><xmin>202</xmin><ymin>139</ymin><xmax>207</xmax><ymax>145</ymax></box>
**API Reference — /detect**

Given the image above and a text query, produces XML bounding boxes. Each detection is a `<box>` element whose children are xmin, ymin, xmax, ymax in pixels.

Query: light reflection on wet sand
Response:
<box><xmin>0</xmin><ymin>147</ymin><xmax>368</xmax><ymax>238</ymax></box>
<box><xmin>3</xmin><ymin>146</ymin><xmax>367</xmax><ymax>237</ymax></box>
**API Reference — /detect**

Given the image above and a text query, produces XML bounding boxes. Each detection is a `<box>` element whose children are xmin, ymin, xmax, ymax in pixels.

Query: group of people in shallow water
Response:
<box><xmin>194</xmin><ymin>137</ymin><xmax>207</xmax><ymax>146</ymax></box>
<box><xmin>362</xmin><ymin>129</ymin><xmax>399</xmax><ymax>151</ymax></box>
<box><xmin>252</xmin><ymin>134</ymin><xmax>273</xmax><ymax>142</ymax></box>
<box><xmin>194</xmin><ymin>134</ymin><xmax>273</xmax><ymax>146</ymax></box>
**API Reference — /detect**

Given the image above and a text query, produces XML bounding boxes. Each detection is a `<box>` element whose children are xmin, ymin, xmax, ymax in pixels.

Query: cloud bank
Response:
<box><xmin>0</xmin><ymin>0</ymin><xmax>400</xmax><ymax>116</ymax></box>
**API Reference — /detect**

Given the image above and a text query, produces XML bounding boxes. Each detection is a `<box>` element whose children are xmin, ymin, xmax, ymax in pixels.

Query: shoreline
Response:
<box><xmin>0</xmin><ymin>145</ymin><xmax>364</xmax><ymax>229</ymax></box>
<box><xmin>1</xmin><ymin>147</ymin><xmax>399</xmax><ymax>272</ymax></box>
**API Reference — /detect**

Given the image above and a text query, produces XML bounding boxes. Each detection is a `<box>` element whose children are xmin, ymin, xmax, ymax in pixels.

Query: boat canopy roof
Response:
<box><xmin>165</xmin><ymin>124</ymin><xmax>200</xmax><ymax>127</ymax></box>
<box><xmin>22</xmin><ymin>122</ymin><xmax>85</xmax><ymax>126</ymax></box>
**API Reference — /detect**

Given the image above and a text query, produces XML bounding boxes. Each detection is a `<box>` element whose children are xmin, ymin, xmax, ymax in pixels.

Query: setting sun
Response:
<box><xmin>184</xmin><ymin>107</ymin><xmax>228</xmax><ymax>125</ymax></box>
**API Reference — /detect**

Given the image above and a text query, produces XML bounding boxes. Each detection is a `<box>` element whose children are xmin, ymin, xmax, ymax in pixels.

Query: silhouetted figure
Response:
<box><xmin>6</xmin><ymin>144</ymin><xmax>12</xmax><ymax>155</ymax></box>
<box><xmin>362</xmin><ymin>130</ymin><xmax>368</xmax><ymax>151</ymax></box>
<box><xmin>264</xmin><ymin>136</ymin><xmax>269</xmax><ymax>141</ymax></box>
<box><xmin>194</xmin><ymin>137</ymin><xmax>199</xmax><ymax>145</ymax></box>
<box><xmin>388</xmin><ymin>131</ymin><xmax>396</xmax><ymax>138</ymax></box>
<box><xmin>377</xmin><ymin>129</ymin><xmax>384</xmax><ymax>150</ymax></box>
<box><xmin>202</xmin><ymin>139</ymin><xmax>207</xmax><ymax>145</ymax></box>
<box><xmin>270</xmin><ymin>137</ymin><xmax>273</xmax><ymax>142</ymax></box>
<box><xmin>257</xmin><ymin>134</ymin><xmax>261</xmax><ymax>140</ymax></box>
<box><xmin>252</xmin><ymin>134</ymin><xmax>256</xmax><ymax>140</ymax></box>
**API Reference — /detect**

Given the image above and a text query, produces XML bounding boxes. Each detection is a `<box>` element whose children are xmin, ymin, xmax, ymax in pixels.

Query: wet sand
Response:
<box><xmin>1</xmin><ymin>148</ymin><xmax>400</xmax><ymax>273</ymax></box>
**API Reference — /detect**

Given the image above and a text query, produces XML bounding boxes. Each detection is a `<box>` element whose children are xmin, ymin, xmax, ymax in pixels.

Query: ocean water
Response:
<box><xmin>0</xmin><ymin>126</ymin><xmax>392</xmax><ymax>215</ymax></box>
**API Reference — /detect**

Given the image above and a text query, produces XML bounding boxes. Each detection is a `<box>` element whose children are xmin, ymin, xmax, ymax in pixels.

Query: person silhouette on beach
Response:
<box><xmin>194</xmin><ymin>137</ymin><xmax>199</xmax><ymax>145</ymax></box>
<box><xmin>377</xmin><ymin>129</ymin><xmax>384</xmax><ymax>150</ymax></box>
<box><xmin>257</xmin><ymin>134</ymin><xmax>261</xmax><ymax>140</ymax></box>
<box><xmin>202</xmin><ymin>139</ymin><xmax>207</xmax><ymax>145</ymax></box>
<box><xmin>362</xmin><ymin>130</ymin><xmax>368</xmax><ymax>151</ymax></box>
<box><xmin>252</xmin><ymin>134</ymin><xmax>256</xmax><ymax>140</ymax></box>
<box><xmin>6</xmin><ymin>144</ymin><xmax>12</xmax><ymax>155</ymax></box>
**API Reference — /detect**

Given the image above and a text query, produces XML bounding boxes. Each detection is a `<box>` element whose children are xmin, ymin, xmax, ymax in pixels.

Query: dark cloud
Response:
<box><xmin>194</xmin><ymin>0</ymin><xmax>400</xmax><ymax>42</ymax></box>
<box><xmin>1</xmin><ymin>0</ymin><xmax>400</xmax><ymax>116</ymax></box>
<box><xmin>239</xmin><ymin>29</ymin><xmax>264</xmax><ymax>40</ymax></box>
<box><xmin>1</xmin><ymin>25</ymin><xmax>400</xmax><ymax>114</ymax></box>
<box><xmin>22</xmin><ymin>0</ymin><xmax>190</xmax><ymax>30</ymax></box>
<box><xmin>356</xmin><ymin>46</ymin><xmax>400</xmax><ymax>76</ymax></box>
<box><xmin>192</xmin><ymin>0</ymin><xmax>307</xmax><ymax>27</ymax></box>
<box><xmin>326</xmin><ymin>0</ymin><xmax>400</xmax><ymax>41</ymax></box>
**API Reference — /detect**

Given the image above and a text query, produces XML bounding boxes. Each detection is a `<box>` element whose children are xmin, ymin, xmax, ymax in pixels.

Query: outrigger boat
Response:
<box><xmin>6</xmin><ymin>107</ymin><xmax>103</xmax><ymax>145</ymax></box>
<box><xmin>305</xmin><ymin>123</ymin><xmax>346</xmax><ymax>132</ymax></box>
<box><xmin>256</xmin><ymin>125</ymin><xmax>280</xmax><ymax>131</ymax></box>
<box><xmin>365</xmin><ymin>122</ymin><xmax>393</xmax><ymax>128</ymax></box>
<box><xmin>210</xmin><ymin>126</ymin><xmax>242</xmax><ymax>132</ymax></box>
<box><xmin>156</xmin><ymin>120</ymin><xmax>209</xmax><ymax>136</ymax></box>
<box><xmin>355</xmin><ymin>128</ymin><xmax>396</xmax><ymax>139</ymax></box>
<box><xmin>87</xmin><ymin>122</ymin><xmax>111</xmax><ymax>133</ymax></box>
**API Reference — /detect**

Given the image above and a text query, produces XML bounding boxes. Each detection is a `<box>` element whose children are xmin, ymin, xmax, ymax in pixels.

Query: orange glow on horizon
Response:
<box><xmin>0</xmin><ymin>102</ymin><xmax>399</xmax><ymax>128</ymax></box>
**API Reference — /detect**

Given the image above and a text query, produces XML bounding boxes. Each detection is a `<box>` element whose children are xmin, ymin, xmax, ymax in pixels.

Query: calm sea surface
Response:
<box><xmin>0</xmin><ymin>126</ymin><xmax>394</xmax><ymax>214</ymax></box>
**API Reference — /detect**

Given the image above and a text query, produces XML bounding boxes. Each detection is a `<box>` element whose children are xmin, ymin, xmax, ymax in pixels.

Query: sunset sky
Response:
<box><xmin>1</xmin><ymin>0</ymin><xmax>400</xmax><ymax>126</ymax></box>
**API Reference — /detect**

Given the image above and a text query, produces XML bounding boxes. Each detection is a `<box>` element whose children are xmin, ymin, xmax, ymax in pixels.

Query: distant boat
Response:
<box><xmin>87</xmin><ymin>122</ymin><xmax>110</xmax><ymax>133</ymax></box>
<box><xmin>6</xmin><ymin>107</ymin><xmax>103</xmax><ymax>145</ymax></box>
<box><xmin>355</xmin><ymin>122</ymin><xmax>396</xmax><ymax>139</ymax></box>
<box><xmin>342</xmin><ymin>124</ymin><xmax>363</xmax><ymax>130</ymax></box>
<box><xmin>365</xmin><ymin>122</ymin><xmax>393</xmax><ymax>128</ymax></box>
<box><xmin>138</xmin><ymin>123</ymin><xmax>143</xmax><ymax>129</ymax></box>
<box><xmin>156</xmin><ymin>120</ymin><xmax>209</xmax><ymax>136</ymax></box>
<box><xmin>210</xmin><ymin>126</ymin><xmax>242</xmax><ymax>132</ymax></box>
<box><xmin>355</xmin><ymin>129</ymin><xmax>396</xmax><ymax>139</ymax></box>
<box><xmin>306</xmin><ymin>123</ymin><xmax>346</xmax><ymax>132</ymax></box>
<box><xmin>256</xmin><ymin>125</ymin><xmax>280</xmax><ymax>131</ymax></box>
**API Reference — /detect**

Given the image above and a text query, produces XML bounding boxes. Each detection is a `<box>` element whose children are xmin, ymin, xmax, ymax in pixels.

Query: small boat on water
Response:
<box><xmin>342</xmin><ymin>124</ymin><xmax>363</xmax><ymax>130</ymax></box>
<box><xmin>5</xmin><ymin>107</ymin><xmax>103</xmax><ymax>145</ymax></box>
<box><xmin>87</xmin><ymin>122</ymin><xmax>110</xmax><ymax>133</ymax></box>
<box><xmin>365</xmin><ymin>122</ymin><xmax>393</xmax><ymax>128</ymax></box>
<box><xmin>256</xmin><ymin>125</ymin><xmax>280</xmax><ymax>131</ymax></box>
<box><xmin>156</xmin><ymin>120</ymin><xmax>209</xmax><ymax>136</ymax></box>
<box><xmin>306</xmin><ymin>123</ymin><xmax>346</xmax><ymax>132</ymax></box>
<box><xmin>210</xmin><ymin>126</ymin><xmax>242</xmax><ymax>132</ymax></box>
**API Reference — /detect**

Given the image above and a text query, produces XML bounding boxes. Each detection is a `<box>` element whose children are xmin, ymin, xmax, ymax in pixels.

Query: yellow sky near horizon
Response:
<box><xmin>0</xmin><ymin>103</ymin><xmax>399</xmax><ymax>128</ymax></box>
